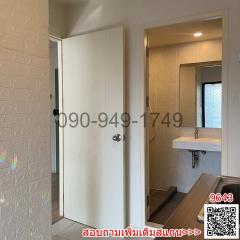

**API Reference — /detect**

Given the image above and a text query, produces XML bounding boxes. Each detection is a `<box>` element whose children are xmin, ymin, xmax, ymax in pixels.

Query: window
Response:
<box><xmin>202</xmin><ymin>82</ymin><xmax>222</xmax><ymax>128</ymax></box>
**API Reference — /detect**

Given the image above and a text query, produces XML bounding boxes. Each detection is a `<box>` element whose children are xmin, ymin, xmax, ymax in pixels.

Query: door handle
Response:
<box><xmin>112</xmin><ymin>134</ymin><xmax>121</xmax><ymax>142</ymax></box>
<box><xmin>53</xmin><ymin>109</ymin><xmax>59</xmax><ymax>116</ymax></box>
<box><xmin>53</xmin><ymin>109</ymin><xmax>59</xmax><ymax>123</ymax></box>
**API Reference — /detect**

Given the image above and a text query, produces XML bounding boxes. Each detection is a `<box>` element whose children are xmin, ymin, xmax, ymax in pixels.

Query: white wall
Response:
<box><xmin>0</xmin><ymin>0</ymin><xmax>51</xmax><ymax>239</ymax></box>
<box><xmin>149</xmin><ymin>39</ymin><xmax>222</xmax><ymax>193</ymax></box>
<box><xmin>64</xmin><ymin>0</ymin><xmax>240</xmax><ymax>227</ymax></box>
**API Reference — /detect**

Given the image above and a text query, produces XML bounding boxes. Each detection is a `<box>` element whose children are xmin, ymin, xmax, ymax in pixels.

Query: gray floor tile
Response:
<box><xmin>59</xmin><ymin>223</ymin><xmax>90</xmax><ymax>240</ymax></box>
<box><xmin>52</xmin><ymin>218</ymin><xmax>75</xmax><ymax>236</ymax></box>
<box><xmin>52</xmin><ymin>235</ymin><xmax>68</xmax><ymax>240</ymax></box>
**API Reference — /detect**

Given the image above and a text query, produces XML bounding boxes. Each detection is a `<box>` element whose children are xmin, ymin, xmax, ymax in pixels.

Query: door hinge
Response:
<box><xmin>146</xmin><ymin>96</ymin><xmax>149</xmax><ymax>108</ymax></box>
<box><xmin>147</xmin><ymin>195</ymin><xmax>150</xmax><ymax>206</ymax></box>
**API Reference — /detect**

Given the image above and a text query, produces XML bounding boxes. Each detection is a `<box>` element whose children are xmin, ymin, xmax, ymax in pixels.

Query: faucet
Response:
<box><xmin>194</xmin><ymin>127</ymin><xmax>199</xmax><ymax>139</ymax></box>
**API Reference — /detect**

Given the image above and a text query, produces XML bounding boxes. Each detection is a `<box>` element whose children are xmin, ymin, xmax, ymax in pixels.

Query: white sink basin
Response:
<box><xmin>172</xmin><ymin>137</ymin><xmax>221</xmax><ymax>152</ymax></box>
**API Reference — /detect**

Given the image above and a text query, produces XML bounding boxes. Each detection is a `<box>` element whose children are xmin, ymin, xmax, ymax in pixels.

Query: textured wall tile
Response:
<box><xmin>11</xmin><ymin>88</ymin><xmax>30</xmax><ymax>101</ymax></box>
<box><xmin>0</xmin><ymin>0</ymin><xmax>50</xmax><ymax>238</ymax></box>
<box><xmin>0</xmin><ymin>154</ymin><xmax>12</xmax><ymax>170</ymax></box>
<box><xmin>0</xmin><ymin>127</ymin><xmax>12</xmax><ymax>139</ymax></box>
<box><xmin>0</xmin><ymin>87</ymin><xmax>10</xmax><ymax>100</ymax></box>
<box><xmin>0</xmin><ymin>58</ymin><xmax>10</xmax><ymax>74</ymax></box>
<box><xmin>0</xmin><ymin>47</ymin><xmax>12</xmax><ymax>60</ymax></box>
<box><xmin>13</xmin><ymin>102</ymin><xmax>31</xmax><ymax>114</ymax></box>
<box><xmin>0</xmin><ymin>168</ymin><xmax>15</xmax><ymax>191</ymax></box>
<box><xmin>0</xmin><ymin>32</ymin><xmax>25</xmax><ymax>51</ymax></box>
<box><xmin>0</xmin><ymin>72</ymin><xmax>12</xmax><ymax>87</ymax></box>
<box><xmin>0</xmin><ymin>101</ymin><xmax>12</xmax><ymax>114</ymax></box>
<box><xmin>0</xmin><ymin>115</ymin><xmax>14</xmax><ymax>128</ymax></box>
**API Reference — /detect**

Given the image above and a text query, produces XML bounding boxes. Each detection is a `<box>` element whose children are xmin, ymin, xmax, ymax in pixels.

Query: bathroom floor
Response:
<box><xmin>149</xmin><ymin>189</ymin><xmax>186</xmax><ymax>225</ymax></box>
<box><xmin>52</xmin><ymin>173</ymin><xmax>62</xmax><ymax>223</ymax></box>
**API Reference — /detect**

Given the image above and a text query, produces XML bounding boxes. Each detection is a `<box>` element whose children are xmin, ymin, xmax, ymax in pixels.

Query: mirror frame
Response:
<box><xmin>179</xmin><ymin>60</ymin><xmax>222</xmax><ymax>128</ymax></box>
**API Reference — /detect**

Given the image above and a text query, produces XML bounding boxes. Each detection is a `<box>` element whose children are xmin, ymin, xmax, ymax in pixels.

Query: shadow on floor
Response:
<box><xmin>149</xmin><ymin>188</ymin><xmax>186</xmax><ymax>225</ymax></box>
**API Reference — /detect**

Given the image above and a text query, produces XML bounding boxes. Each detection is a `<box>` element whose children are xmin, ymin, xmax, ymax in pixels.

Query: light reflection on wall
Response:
<box><xmin>0</xmin><ymin>149</ymin><xmax>18</xmax><ymax>172</ymax></box>
<box><xmin>0</xmin><ymin>149</ymin><xmax>7</xmax><ymax>164</ymax></box>
<box><xmin>10</xmin><ymin>154</ymin><xmax>18</xmax><ymax>172</ymax></box>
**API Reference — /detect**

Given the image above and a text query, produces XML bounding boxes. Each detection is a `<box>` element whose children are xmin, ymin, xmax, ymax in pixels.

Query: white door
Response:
<box><xmin>62</xmin><ymin>27</ymin><xmax>125</xmax><ymax>229</ymax></box>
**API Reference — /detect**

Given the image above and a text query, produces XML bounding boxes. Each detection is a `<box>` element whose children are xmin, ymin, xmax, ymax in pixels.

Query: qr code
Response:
<box><xmin>204</xmin><ymin>204</ymin><xmax>239</xmax><ymax>239</ymax></box>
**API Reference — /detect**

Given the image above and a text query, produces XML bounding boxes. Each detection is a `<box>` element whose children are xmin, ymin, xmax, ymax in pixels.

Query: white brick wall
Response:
<box><xmin>0</xmin><ymin>0</ymin><xmax>51</xmax><ymax>239</ymax></box>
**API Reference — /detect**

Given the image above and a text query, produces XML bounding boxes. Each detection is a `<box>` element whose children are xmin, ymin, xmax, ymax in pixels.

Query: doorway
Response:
<box><xmin>144</xmin><ymin>17</ymin><xmax>224</xmax><ymax>226</ymax></box>
<box><xmin>49</xmin><ymin>37</ymin><xmax>64</xmax><ymax>224</ymax></box>
<box><xmin>50</xmin><ymin>27</ymin><xmax>126</xmax><ymax>229</ymax></box>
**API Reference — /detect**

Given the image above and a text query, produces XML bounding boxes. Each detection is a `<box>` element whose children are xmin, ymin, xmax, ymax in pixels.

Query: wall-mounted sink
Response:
<box><xmin>172</xmin><ymin>137</ymin><xmax>221</xmax><ymax>152</ymax></box>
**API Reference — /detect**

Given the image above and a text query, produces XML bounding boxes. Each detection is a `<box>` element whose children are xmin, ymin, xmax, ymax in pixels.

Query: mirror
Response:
<box><xmin>179</xmin><ymin>61</ymin><xmax>222</xmax><ymax>128</ymax></box>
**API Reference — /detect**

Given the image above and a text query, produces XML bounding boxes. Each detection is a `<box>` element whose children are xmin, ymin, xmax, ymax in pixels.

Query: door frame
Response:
<box><xmin>62</xmin><ymin>25</ymin><xmax>127</xmax><ymax>227</ymax></box>
<box><xmin>49</xmin><ymin>35</ymin><xmax>64</xmax><ymax>218</ymax></box>
<box><xmin>141</xmin><ymin>10</ymin><xmax>229</xmax><ymax>226</ymax></box>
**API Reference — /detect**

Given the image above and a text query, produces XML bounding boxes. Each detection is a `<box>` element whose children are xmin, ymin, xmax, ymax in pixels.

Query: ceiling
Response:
<box><xmin>147</xmin><ymin>18</ymin><xmax>222</xmax><ymax>48</ymax></box>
